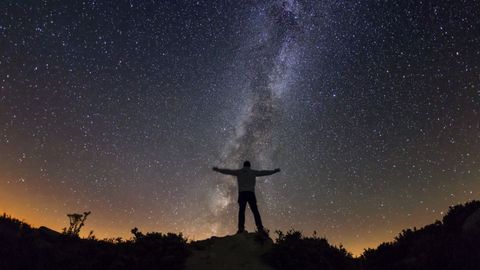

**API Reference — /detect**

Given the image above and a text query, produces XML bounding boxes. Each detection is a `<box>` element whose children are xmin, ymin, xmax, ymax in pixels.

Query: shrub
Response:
<box><xmin>0</xmin><ymin>215</ymin><xmax>190</xmax><ymax>270</ymax></box>
<box><xmin>263</xmin><ymin>230</ymin><xmax>356</xmax><ymax>270</ymax></box>
<box><xmin>360</xmin><ymin>200</ymin><xmax>480</xmax><ymax>270</ymax></box>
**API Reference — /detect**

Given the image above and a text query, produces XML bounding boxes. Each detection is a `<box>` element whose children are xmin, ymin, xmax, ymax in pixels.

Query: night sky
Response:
<box><xmin>1</xmin><ymin>0</ymin><xmax>479</xmax><ymax>255</ymax></box>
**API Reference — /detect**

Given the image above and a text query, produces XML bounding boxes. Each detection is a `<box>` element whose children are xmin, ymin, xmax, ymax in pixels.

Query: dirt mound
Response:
<box><xmin>186</xmin><ymin>232</ymin><xmax>274</xmax><ymax>270</ymax></box>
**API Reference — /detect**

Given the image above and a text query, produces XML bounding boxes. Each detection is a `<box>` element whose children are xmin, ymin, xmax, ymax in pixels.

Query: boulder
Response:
<box><xmin>186</xmin><ymin>232</ymin><xmax>274</xmax><ymax>270</ymax></box>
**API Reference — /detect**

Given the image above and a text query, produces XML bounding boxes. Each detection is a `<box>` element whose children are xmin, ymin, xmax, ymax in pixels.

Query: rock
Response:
<box><xmin>38</xmin><ymin>226</ymin><xmax>62</xmax><ymax>238</ymax></box>
<box><xmin>185</xmin><ymin>232</ymin><xmax>274</xmax><ymax>270</ymax></box>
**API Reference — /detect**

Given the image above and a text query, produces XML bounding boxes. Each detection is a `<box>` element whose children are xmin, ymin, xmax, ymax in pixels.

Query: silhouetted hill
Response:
<box><xmin>1</xmin><ymin>200</ymin><xmax>480</xmax><ymax>270</ymax></box>
<box><xmin>0</xmin><ymin>214</ymin><xmax>189</xmax><ymax>270</ymax></box>
<box><xmin>360</xmin><ymin>200</ymin><xmax>480</xmax><ymax>270</ymax></box>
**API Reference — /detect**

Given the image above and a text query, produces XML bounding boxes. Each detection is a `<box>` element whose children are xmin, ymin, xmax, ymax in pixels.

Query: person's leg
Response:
<box><xmin>247</xmin><ymin>192</ymin><xmax>264</xmax><ymax>231</ymax></box>
<box><xmin>238</xmin><ymin>192</ymin><xmax>247</xmax><ymax>233</ymax></box>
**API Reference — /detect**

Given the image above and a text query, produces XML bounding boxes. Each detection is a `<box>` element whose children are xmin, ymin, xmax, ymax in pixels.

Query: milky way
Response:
<box><xmin>208</xmin><ymin>0</ymin><xmax>308</xmax><ymax>234</ymax></box>
<box><xmin>1</xmin><ymin>0</ymin><xmax>479</xmax><ymax>255</ymax></box>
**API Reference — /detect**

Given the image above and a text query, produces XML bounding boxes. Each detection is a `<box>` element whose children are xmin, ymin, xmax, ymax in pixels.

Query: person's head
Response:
<box><xmin>243</xmin><ymin>160</ymin><xmax>251</xmax><ymax>168</ymax></box>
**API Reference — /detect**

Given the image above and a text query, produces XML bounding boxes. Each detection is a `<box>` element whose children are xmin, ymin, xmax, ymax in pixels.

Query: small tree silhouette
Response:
<box><xmin>63</xmin><ymin>211</ymin><xmax>91</xmax><ymax>236</ymax></box>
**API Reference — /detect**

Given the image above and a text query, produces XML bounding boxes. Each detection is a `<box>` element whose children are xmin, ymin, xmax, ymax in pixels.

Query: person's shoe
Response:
<box><xmin>257</xmin><ymin>227</ymin><xmax>268</xmax><ymax>237</ymax></box>
<box><xmin>236</xmin><ymin>229</ymin><xmax>246</xmax><ymax>234</ymax></box>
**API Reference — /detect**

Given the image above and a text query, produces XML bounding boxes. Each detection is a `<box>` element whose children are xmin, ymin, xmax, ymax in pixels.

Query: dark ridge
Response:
<box><xmin>360</xmin><ymin>200</ymin><xmax>480</xmax><ymax>270</ymax></box>
<box><xmin>0</xmin><ymin>214</ymin><xmax>190</xmax><ymax>270</ymax></box>
<box><xmin>1</xmin><ymin>200</ymin><xmax>480</xmax><ymax>270</ymax></box>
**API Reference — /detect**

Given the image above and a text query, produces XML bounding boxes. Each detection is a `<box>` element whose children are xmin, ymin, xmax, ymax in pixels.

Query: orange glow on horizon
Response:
<box><xmin>0</xmin><ymin>191</ymin><xmax>427</xmax><ymax>257</ymax></box>
<box><xmin>2</xmin><ymin>175</ymin><xmax>479</xmax><ymax>257</ymax></box>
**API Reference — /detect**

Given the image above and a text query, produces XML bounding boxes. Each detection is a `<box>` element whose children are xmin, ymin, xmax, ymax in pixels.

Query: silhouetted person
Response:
<box><xmin>212</xmin><ymin>160</ymin><xmax>280</xmax><ymax>234</ymax></box>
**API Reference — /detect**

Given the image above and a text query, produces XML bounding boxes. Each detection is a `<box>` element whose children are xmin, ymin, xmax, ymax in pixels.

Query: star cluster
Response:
<box><xmin>1</xmin><ymin>0</ymin><xmax>479</xmax><ymax>255</ymax></box>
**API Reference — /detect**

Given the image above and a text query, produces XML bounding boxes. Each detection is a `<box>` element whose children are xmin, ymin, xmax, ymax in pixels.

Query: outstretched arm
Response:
<box><xmin>254</xmin><ymin>168</ymin><xmax>280</xmax><ymax>176</ymax></box>
<box><xmin>212</xmin><ymin>167</ymin><xmax>239</xmax><ymax>176</ymax></box>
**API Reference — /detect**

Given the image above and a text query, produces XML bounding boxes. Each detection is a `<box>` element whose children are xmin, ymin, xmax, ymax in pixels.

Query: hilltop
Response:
<box><xmin>1</xmin><ymin>201</ymin><xmax>480</xmax><ymax>270</ymax></box>
<box><xmin>186</xmin><ymin>232</ymin><xmax>274</xmax><ymax>270</ymax></box>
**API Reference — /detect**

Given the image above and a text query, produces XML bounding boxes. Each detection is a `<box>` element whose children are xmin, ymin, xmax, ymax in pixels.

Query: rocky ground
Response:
<box><xmin>186</xmin><ymin>232</ymin><xmax>274</xmax><ymax>270</ymax></box>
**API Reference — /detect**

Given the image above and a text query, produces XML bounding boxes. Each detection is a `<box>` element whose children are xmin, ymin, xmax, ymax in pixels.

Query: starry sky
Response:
<box><xmin>1</xmin><ymin>0</ymin><xmax>479</xmax><ymax>255</ymax></box>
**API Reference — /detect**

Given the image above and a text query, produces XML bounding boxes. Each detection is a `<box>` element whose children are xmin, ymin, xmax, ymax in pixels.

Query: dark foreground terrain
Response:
<box><xmin>1</xmin><ymin>201</ymin><xmax>480</xmax><ymax>270</ymax></box>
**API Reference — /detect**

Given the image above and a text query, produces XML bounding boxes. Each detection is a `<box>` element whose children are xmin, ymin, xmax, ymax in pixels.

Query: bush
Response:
<box><xmin>0</xmin><ymin>215</ymin><xmax>190</xmax><ymax>270</ymax></box>
<box><xmin>263</xmin><ymin>230</ymin><xmax>356</xmax><ymax>270</ymax></box>
<box><xmin>360</xmin><ymin>200</ymin><xmax>480</xmax><ymax>270</ymax></box>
